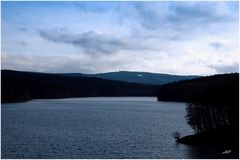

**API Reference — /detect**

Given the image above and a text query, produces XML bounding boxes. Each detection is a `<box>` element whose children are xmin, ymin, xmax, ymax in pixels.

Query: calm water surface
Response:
<box><xmin>1</xmin><ymin>97</ymin><xmax>220</xmax><ymax>158</ymax></box>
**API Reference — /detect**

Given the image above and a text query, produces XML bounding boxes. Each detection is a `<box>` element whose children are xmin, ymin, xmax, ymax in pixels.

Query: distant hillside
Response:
<box><xmin>1</xmin><ymin>70</ymin><xmax>159</xmax><ymax>103</ymax></box>
<box><xmin>64</xmin><ymin>71</ymin><xmax>200</xmax><ymax>85</ymax></box>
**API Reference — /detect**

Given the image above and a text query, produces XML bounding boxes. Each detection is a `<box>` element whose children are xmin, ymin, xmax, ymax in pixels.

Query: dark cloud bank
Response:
<box><xmin>38</xmin><ymin>29</ymin><xmax>134</xmax><ymax>55</ymax></box>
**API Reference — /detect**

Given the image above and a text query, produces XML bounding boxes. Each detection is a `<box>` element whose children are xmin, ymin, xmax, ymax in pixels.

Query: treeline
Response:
<box><xmin>158</xmin><ymin>73</ymin><xmax>239</xmax><ymax>136</ymax></box>
<box><xmin>186</xmin><ymin>103</ymin><xmax>237</xmax><ymax>134</ymax></box>
<box><xmin>157</xmin><ymin>73</ymin><xmax>239</xmax><ymax>106</ymax></box>
<box><xmin>1</xmin><ymin>70</ymin><xmax>159</xmax><ymax>103</ymax></box>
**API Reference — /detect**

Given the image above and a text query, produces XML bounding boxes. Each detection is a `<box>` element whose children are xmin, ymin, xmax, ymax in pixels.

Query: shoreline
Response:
<box><xmin>176</xmin><ymin>128</ymin><xmax>239</xmax><ymax>158</ymax></box>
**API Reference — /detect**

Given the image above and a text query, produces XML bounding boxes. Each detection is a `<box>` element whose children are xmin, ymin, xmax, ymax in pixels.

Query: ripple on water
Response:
<box><xmin>2</xmin><ymin>97</ymin><xmax>195</xmax><ymax>159</ymax></box>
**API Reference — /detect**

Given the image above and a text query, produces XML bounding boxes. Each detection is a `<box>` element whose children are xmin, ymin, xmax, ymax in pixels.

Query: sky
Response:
<box><xmin>1</xmin><ymin>1</ymin><xmax>239</xmax><ymax>75</ymax></box>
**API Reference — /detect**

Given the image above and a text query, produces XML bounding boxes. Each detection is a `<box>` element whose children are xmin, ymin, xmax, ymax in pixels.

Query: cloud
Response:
<box><xmin>209</xmin><ymin>63</ymin><xmax>239</xmax><ymax>73</ymax></box>
<box><xmin>167</xmin><ymin>2</ymin><xmax>230</xmax><ymax>23</ymax></box>
<box><xmin>1</xmin><ymin>50</ymin><xmax>219</xmax><ymax>75</ymax></box>
<box><xmin>209</xmin><ymin>42</ymin><xmax>225</xmax><ymax>50</ymax></box>
<box><xmin>2</xmin><ymin>1</ymin><xmax>239</xmax><ymax>75</ymax></box>
<box><xmin>131</xmin><ymin>2</ymin><xmax>237</xmax><ymax>32</ymax></box>
<box><xmin>74</xmin><ymin>2</ymin><xmax>106</xmax><ymax>13</ymax></box>
<box><xmin>18</xmin><ymin>40</ymin><xmax>28</xmax><ymax>46</ymax></box>
<box><xmin>1</xmin><ymin>52</ymin><xmax>92</xmax><ymax>73</ymax></box>
<box><xmin>38</xmin><ymin>28</ymin><xmax>154</xmax><ymax>55</ymax></box>
<box><xmin>18</xmin><ymin>27</ymin><xmax>28</xmax><ymax>32</ymax></box>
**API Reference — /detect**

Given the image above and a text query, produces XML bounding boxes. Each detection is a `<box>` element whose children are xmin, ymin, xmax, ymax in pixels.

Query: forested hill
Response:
<box><xmin>63</xmin><ymin>71</ymin><xmax>200</xmax><ymax>85</ymax></box>
<box><xmin>1</xmin><ymin>70</ymin><xmax>159</xmax><ymax>103</ymax></box>
<box><xmin>160</xmin><ymin>73</ymin><xmax>239</xmax><ymax>154</ymax></box>
<box><xmin>157</xmin><ymin>73</ymin><xmax>239</xmax><ymax>105</ymax></box>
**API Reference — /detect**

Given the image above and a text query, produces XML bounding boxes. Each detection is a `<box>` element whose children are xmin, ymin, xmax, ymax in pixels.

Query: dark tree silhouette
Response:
<box><xmin>1</xmin><ymin>70</ymin><xmax>160</xmax><ymax>103</ymax></box>
<box><xmin>157</xmin><ymin>73</ymin><xmax>239</xmax><ymax>132</ymax></box>
<box><xmin>186</xmin><ymin>103</ymin><xmax>235</xmax><ymax>134</ymax></box>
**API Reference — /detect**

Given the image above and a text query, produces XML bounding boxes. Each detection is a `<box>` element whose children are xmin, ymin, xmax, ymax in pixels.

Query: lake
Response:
<box><xmin>1</xmin><ymin>97</ymin><xmax>223</xmax><ymax>158</ymax></box>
